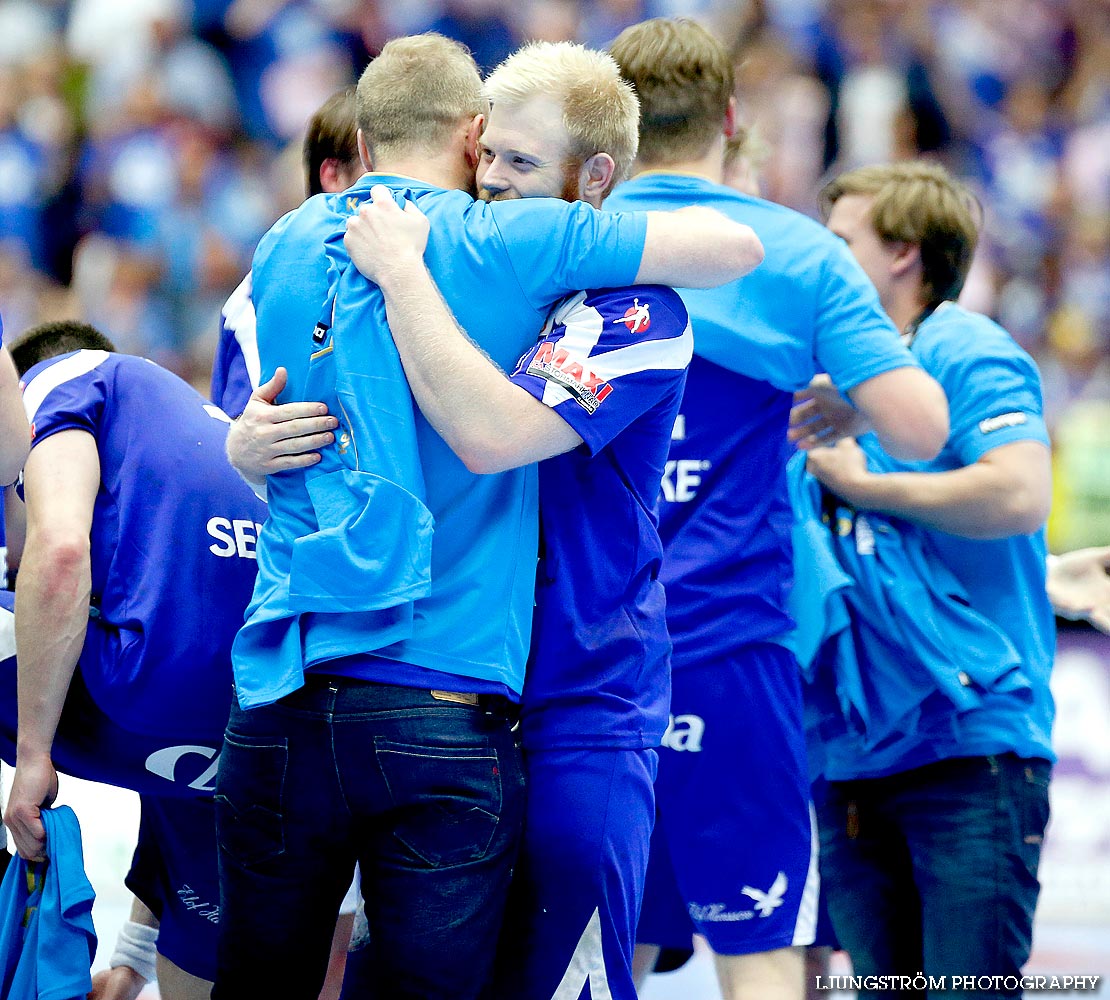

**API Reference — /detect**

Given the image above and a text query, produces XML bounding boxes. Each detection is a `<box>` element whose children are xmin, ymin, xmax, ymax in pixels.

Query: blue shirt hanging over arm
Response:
<box><xmin>0</xmin><ymin>805</ymin><xmax>96</xmax><ymax>1000</ymax></box>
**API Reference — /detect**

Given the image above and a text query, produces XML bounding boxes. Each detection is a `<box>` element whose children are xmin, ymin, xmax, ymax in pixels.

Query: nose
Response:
<box><xmin>478</xmin><ymin>156</ymin><xmax>509</xmax><ymax>196</ymax></box>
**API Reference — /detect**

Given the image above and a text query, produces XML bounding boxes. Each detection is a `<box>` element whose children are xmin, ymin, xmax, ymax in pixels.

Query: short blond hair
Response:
<box><xmin>609</xmin><ymin>18</ymin><xmax>733</xmax><ymax>167</ymax></box>
<box><xmin>356</xmin><ymin>34</ymin><xmax>486</xmax><ymax>161</ymax></box>
<box><xmin>483</xmin><ymin>41</ymin><xmax>640</xmax><ymax>190</ymax></box>
<box><xmin>820</xmin><ymin>161</ymin><xmax>981</xmax><ymax>307</ymax></box>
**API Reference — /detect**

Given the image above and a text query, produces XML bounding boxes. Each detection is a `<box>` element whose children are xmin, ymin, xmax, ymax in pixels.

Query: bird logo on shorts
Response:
<box><xmin>613</xmin><ymin>298</ymin><xmax>651</xmax><ymax>333</ymax></box>
<box><xmin>741</xmin><ymin>871</ymin><xmax>788</xmax><ymax>917</ymax></box>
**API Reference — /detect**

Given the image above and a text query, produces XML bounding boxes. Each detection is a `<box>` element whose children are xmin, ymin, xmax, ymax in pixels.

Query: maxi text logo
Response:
<box><xmin>526</xmin><ymin>342</ymin><xmax>613</xmax><ymax>414</ymax></box>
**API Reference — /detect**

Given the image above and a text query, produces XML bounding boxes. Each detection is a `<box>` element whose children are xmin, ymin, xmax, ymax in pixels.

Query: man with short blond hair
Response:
<box><xmin>800</xmin><ymin>159</ymin><xmax>1054</xmax><ymax>995</ymax></box>
<box><xmin>605</xmin><ymin>17</ymin><xmax>949</xmax><ymax>1000</ymax></box>
<box><xmin>216</xmin><ymin>31</ymin><xmax>762</xmax><ymax>1000</ymax></box>
<box><xmin>355</xmin><ymin>34</ymin><xmax>487</xmax><ymax>163</ymax></box>
<box><xmin>481</xmin><ymin>40</ymin><xmax>640</xmax><ymax>198</ymax></box>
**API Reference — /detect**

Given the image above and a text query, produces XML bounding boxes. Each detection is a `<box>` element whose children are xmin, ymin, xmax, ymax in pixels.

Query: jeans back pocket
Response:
<box><xmin>375</xmin><ymin>739</ymin><xmax>503</xmax><ymax>868</ymax></box>
<box><xmin>215</xmin><ymin>733</ymin><xmax>289</xmax><ymax>869</ymax></box>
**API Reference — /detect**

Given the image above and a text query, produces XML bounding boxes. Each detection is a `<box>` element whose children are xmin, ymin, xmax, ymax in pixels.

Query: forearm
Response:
<box><xmin>636</xmin><ymin>208</ymin><xmax>764</xmax><ymax>288</ymax></box>
<box><xmin>849</xmin><ymin>367</ymin><xmax>948</xmax><ymax>461</ymax></box>
<box><xmin>13</xmin><ymin>543</ymin><xmax>90</xmax><ymax>759</ymax></box>
<box><xmin>378</xmin><ymin>262</ymin><xmax>564</xmax><ymax>473</ymax></box>
<box><xmin>847</xmin><ymin>464</ymin><xmax>1044</xmax><ymax>539</ymax></box>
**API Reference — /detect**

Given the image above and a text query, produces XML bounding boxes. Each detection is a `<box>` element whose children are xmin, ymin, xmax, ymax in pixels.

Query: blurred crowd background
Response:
<box><xmin>0</xmin><ymin>0</ymin><xmax>1106</xmax><ymax>548</ymax></box>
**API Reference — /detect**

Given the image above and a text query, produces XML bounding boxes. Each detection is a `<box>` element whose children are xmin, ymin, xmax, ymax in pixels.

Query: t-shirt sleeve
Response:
<box><xmin>21</xmin><ymin>350</ymin><xmax>110</xmax><ymax>449</ymax></box>
<box><xmin>489</xmin><ymin>199</ymin><xmax>648</xmax><ymax>312</ymax></box>
<box><xmin>937</xmin><ymin>344</ymin><xmax>1049</xmax><ymax>465</ymax></box>
<box><xmin>212</xmin><ymin>274</ymin><xmax>258</xmax><ymax>418</ymax></box>
<box><xmin>814</xmin><ymin>238</ymin><xmax>920</xmax><ymax>390</ymax></box>
<box><xmin>212</xmin><ymin>336</ymin><xmax>253</xmax><ymax>419</ymax></box>
<box><xmin>509</xmin><ymin>286</ymin><xmax>692</xmax><ymax>456</ymax></box>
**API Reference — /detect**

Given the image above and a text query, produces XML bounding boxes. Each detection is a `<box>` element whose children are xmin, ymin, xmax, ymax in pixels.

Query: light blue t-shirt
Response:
<box><xmin>0</xmin><ymin>806</ymin><xmax>96</xmax><ymax>1000</ymax></box>
<box><xmin>816</xmin><ymin>303</ymin><xmax>1055</xmax><ymax>778</ymax></box>
<box><xmin>236</xmin><ymin>174</ymin><xmax>648</xmax><ymax>705</ymax></box>
<box><xmin>605</xmin><ymin>172</ymin><xmax>917</xmax><ymax>663</ymax></box>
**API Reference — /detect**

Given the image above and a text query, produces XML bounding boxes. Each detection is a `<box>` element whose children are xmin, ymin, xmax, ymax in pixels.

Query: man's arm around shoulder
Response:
<box><xmin>636</xmin><ymin>207</ymin><xmax>764</xmax><ymax>289</ymax></box>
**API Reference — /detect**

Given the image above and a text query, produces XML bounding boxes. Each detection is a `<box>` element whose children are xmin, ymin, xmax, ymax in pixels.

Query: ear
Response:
<box><xmin>318</xmin><ymin>158</ymin><xmax>341</xmax><ymax>194</ymax></box>
<box><xmin>464</xmin><ymin>113</ymin><xmax>486</xmax><ymax>171</ymax></box>
<box><xmin>724</xmin><ymin>95</ymin><xmax>738</xmax><ymax>140</ymax></box>
<box><xmin>356</xmin><ymin>129</ymin><xmax>373</xmax><ymax>172</ymax></box>
<box><xmin>580</xmin><ymin>152</ymin><xmax>617</xmax><ymax>206</ymax></box>
<box><xmin>890</xmin><ymin>240</ymin><xmax>921</xmax><ymax>280</ymax></box>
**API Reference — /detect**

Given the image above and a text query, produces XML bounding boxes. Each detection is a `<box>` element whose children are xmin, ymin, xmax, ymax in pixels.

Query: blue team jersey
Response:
<box><xmin>239</xmin><ymin>174</ymin><xmax>648</xmax><ymax>705</ymax></box>
<box><xmin>816</xmin><ymin>303</ymin><xmax>1055</xmax><ymax>778</ymax></box>
<box><xmin>20</xmin><ymin>351</ymin><xmax>267</xmax><ymax>738</ymax></box>
<box><xmin>605</xmin><ymin>172</ymin><xmax>918</xmax><ymax>665</ymax></box>
<box><xmin>211</xmin><ymin>272</ymin><xmax>257</xmax><ymax>418</ymax></box>
<box><xmin>511</xmin><ymin>286</ymin><xmax>691</xmax><ymax>749</ymax></box>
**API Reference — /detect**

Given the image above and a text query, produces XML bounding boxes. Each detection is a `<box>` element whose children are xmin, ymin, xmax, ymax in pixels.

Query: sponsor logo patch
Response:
<box><xmin>979</xmin><ymin>411</ymin><xmax>1028</xmax><ymax>434</ymax></box>
<box><xmin>526</xmin><ymin>341</ymin><xmax>613</xmax><ymax>414</ymax></box>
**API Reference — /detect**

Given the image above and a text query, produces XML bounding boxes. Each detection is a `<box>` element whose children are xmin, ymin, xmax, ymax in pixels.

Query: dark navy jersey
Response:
<box><xmin>20</xmin><ymin>350</ymin><xmax>266</xmax><ymax>738</ymax></box>
<box><xmin>512</xmin><ymin>286</ymin><xmax>692</xmax><ymax>749</ymax></box>
<box><xmin>606</xmin><ymin>173</ymin><xmax>919</xmax><ymax>667</ymax></box>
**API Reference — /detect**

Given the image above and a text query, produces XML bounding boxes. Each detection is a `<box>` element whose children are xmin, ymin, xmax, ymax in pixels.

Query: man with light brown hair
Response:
<box><xmin>604</xmin><ymin>17</ymin><xmax>949</xmax><ymax>1000</ymax></box>
<box><xmin>797</xmin><ymin>159</ymin><xmax>1054</xmax><ymax>997</ymax></box>
<box><xmin>214</xmin><ymin>31</ymin><xmax>763</xmax><ymax>1000</ymax></box>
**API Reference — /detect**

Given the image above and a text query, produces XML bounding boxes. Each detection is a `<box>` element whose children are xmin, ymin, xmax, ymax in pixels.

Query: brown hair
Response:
<box><xmin>10</xmin><ymin>321</ymin><xmax>117</xmax><ymax>376</ymax></box>
<box><xmin>356</xmin><ymin>34</ymin><xmax>486</xmax><ymax>162</ymax></box>
<box><xmin>820</xmin><ymin>161</ymin><xmax>981</xmax><ymax>306</ymax></box>
<box><xmin>484</xmin><ymin>42</ymin><xmax>640</xmax><ymax>192</ymax></box>
<box><xmin>609</xmin><ymin>18</ymin><xmax>733</xmax><ymax>167</ymax></box>
<box><xmin>303</xmin><ymin>87</ymin><xmax>359</xmax><ymax>197</ymax></box>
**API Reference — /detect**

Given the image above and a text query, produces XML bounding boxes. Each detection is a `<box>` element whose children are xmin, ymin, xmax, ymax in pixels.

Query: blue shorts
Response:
<box><xmin>0</xmin><ymin>591</ymin><xmax>223</xmax><ymax>797</ymax></box>
<box><xmin>637</xmin><ymin>644</ymin><xmax>819</xmax><ymax>955</ymax></box>
<box><xmin>492</xmin><ymin>747</ymin><xmax>657</xmax><ymax>1000</ymax></box>
<box><xmin>126</xmin><ymin>795</ymin><xmax>219</xmax><ymax>982</ymax></box>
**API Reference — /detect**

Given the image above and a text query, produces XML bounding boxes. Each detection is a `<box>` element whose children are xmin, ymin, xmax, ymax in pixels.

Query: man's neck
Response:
<box><xmin>888</xmin><ymin>286</ymin><xmax>932</xmax><ymax>335</ymax></box>
<box><xmin>630</xmin><ymin>138</ymin><xmax>726</xmax><ymax>185</ymax></box>
<box><xmin>370</xmin><ymin>153</ymin><xmax>471</xmax><ymax>193</ymax></box>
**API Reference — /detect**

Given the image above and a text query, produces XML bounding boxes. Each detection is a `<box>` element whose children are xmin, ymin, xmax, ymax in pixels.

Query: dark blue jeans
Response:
<box><xmin>818</xmin><ymin>754</ymin><xmax>1051</xmax><ymax>1000</ymax></box>
<box><xmin>212</xmin><ymin>677</ymin><xmax>525</xmax><ymax>1000</ymax></box>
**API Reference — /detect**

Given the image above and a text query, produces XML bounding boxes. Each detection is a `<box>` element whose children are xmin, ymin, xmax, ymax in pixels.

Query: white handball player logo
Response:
<box><xmin>741</xmin><ymin>871</ymin><xmax>788</xmax><ymax>917</ymax></box>
<box><xmin>612</xmin><ymin>298</ymin><xmax>651</xmax><ymax>334</ymax></box>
